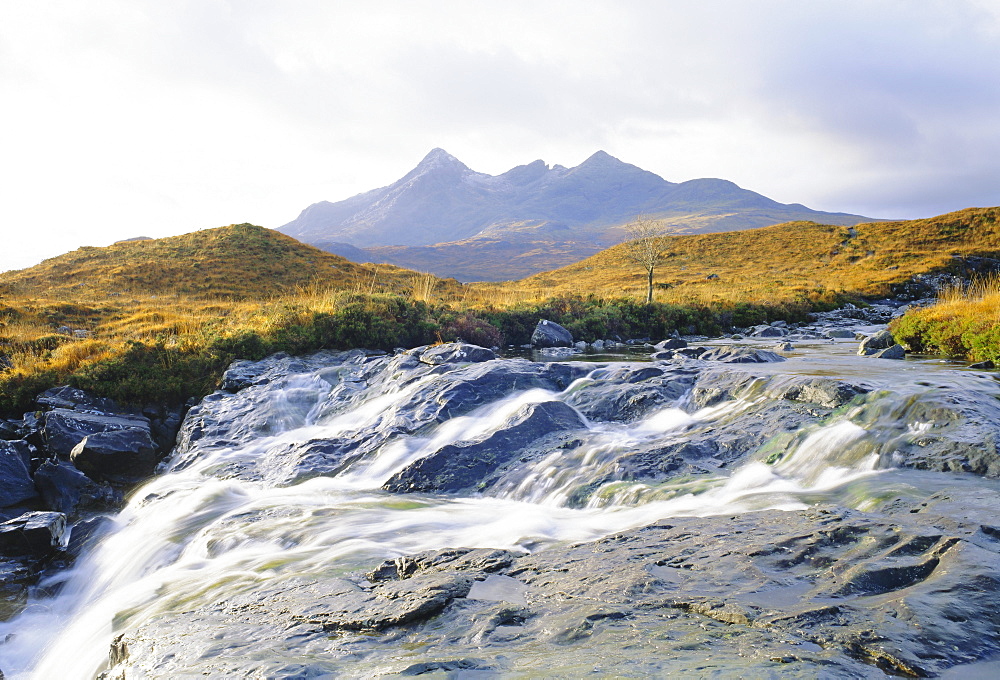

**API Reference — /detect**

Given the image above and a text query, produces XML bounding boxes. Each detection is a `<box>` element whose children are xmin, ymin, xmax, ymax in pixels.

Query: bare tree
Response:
<box><xmin>622</xmin><ymin>215</ymin><xmax>669</xmax><ymax>303</ymax></box>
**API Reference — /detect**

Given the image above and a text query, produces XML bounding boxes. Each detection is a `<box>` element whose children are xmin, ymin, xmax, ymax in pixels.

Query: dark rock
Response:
<box><xmin>751</xmin><ymin>325</ymin><xmax>787</xmax><ymax>338</ymax></box>
<box><xmin>0</xmin><ymin>419</ymin><xmax>23</xmax><ymax>440</ymax></box>
<box><xmin>220</xmin><ymin>359</ymin><xmax>270</xmax><ymax>393</ymax></box>
<box><xmin>698</xmin><ymin>347</ymin><xmax>786</xmax><ymax>363</ymax></box>
<box><xmin>969</xmin><ymin>360</ymin><xmax>995</xmax><ymax>370</ymax></box>
<box><xmin>767</xmin><ymin>376</ymin><xmax>868</xmax><ymax>408</ymax></box>
<box><xmin>399</xmin><ymin>659</ymin><xmax>494</xmax><ymax>675</ymax></box>
<box><xmin>0</xmin><ymin>511</ymin><xmax>66</xmax><ymax>556</ymax></box>
<box><xmin>858</xmin><ymin>329</ymin><xmax>895</xmax><ymax>356</ymax></box>
<box><xmin>33</xmin><ymin>460</ymin><xmax>122</xmax><ymax>516</ymax></box>
<box><xmin>530</xmin><ymin>319</ymin><xmax>573</xmax><ymax>348</ymax></box>
<box><xmin>655</xmin><ymin>338</ymin><xmax>688</xmax><ymax>350</ymax></box>
<box><xmin>70</xmin><ymin>428</ymin><xmax>159</xmax><ymax>484</ymax></box>
<box><xmin>43</xmin><ymin>409</ymin><xmax>152</xmax><ymax>459</ymax></box>
<box><xmin>872</xmin><ymin>344</ymin><xmax>905</xmax><ymax>360</ymax></box>
<box><xmin>383</xmin><ymin>400</ymin><xmax>586</xmax><ymax>493</ymax></box>
<box><xmin>65</xmin><ymin>515</ymin><xmax>114</xmax><ymax>559</ymax></box>
<box><xmin>417</xmin><ymin>343</ymin><xmax>496</xmax><ymax>366</ymax></box>
<box><xmin>36</xmin><ymin>386</ymin><xmax>122</xmax><ymax>414</ymax></box>
<box><xmin>0</xmin><ymin>440</ymin><xmax>37</xmax><ymax>508</ymax></box>
<box><xmin>564</xmin><ymin>365</ymin><xmax>695</xmax><ymax>423</ymax></box>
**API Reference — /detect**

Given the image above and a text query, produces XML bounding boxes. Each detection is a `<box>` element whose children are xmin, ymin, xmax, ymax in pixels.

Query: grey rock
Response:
<box><xmin>858</xmin><ymin>329</ymin><xmax>895</xmax><ymax>356</ymax></box>
<box><xmin>751</xmin><ymin>325</ymin><xmax>787</xmax><ymax>338</ymax></box>
<box><xmin>564</xmin><ymin>365</ymin><xmax>695</xmax><ymax>423</ymax></box>
<box><xmin>0</xmin><ymin>511</ymin><xmax>66</xmax><ymax>556</ymax></box>
<box><xmin>766</xmin><ymin>376</ymin><xmax>868</xmax><ymax>408</ymax></box>
<box><xmin>36</xmin><ymin>386</ymin><xmax>122</xmax><ymax>413</ymax></box>
<box><xmin>530</xmin><ymin>320</ymin><xmax>573</xmax><ymax>348</ymax></box>
<box><xmin>0</xmin><ymin>440</ymin><xmax>37</xmax><ymax>508</ymax></box>
<box><xmin>70</xmin><ymin>428</ymin><xmax>159</xmax><ymax>484</ymax></box>
<box><xmin>65</xmin><ymin>515</ymin><xmax>114</xmax><ymax>559</ymax></box>
<box><xmin>383</xmin><ymin>400</ymin><xmax>586</xmax><ymax>493</ymax></box>
<box><xmin>33</xmin><ymin>460</ymin><xmax>122</xmax><ymax>516</ymax></box>
<box><xmin>698</xmin><ymin>347</ymin><xmax>786</xmax><ymax>363</ymax></box>
<box><xmin>416</xmin><ymin>343</ymin><xmax>496</xmax><ymax>366</ymax></box>
<box><xmin>102</xmin><ymin>498</ymin><xmax>1000</xmax><ymax>678</ymax></box>
<box><xmin>825</xmin><ymin>329</ymin><xmax>856</xmax><ymax>339</ymax></box>
<box><xmin>654</xmin><ymin>338</ymin><xmax>688</xmax><ymax>350</ymax></box>
<box><xmin>43</xmin><ymin>409</ymin><xmax>152</xmax><ymax>459</ymax></box>
<box><xmin>872</xmin><ymin>344</ymin><xmax>906</xmax><ymax>360</ymax></box>
<box><xmin>773</xmin><ymin>341</ymin><xmax>795</xmax><ymax>352</ymax></box>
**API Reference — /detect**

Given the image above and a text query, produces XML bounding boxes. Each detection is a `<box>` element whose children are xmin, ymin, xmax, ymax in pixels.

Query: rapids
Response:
<box><xmin>2</xmin><ymin>337</ymin><xmax>1000</xmax><ymax>678</ymax></box>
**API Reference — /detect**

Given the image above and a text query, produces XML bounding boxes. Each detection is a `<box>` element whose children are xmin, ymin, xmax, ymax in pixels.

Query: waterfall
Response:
<box><xmin>0</xmin><ymin>349</ymin><xmax>994</xmax><ymax>679</ymax></box>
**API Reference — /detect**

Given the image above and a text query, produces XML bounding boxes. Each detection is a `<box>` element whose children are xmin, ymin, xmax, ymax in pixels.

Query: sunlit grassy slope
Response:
<box><xmin>0</xmin><ymin>223</ymin><xmax>453</xmax><ymax>299</ymax></box>
<box><xmin>3</xmin><ymin>208</ymin><xmax>999</xmax><ymax>413</ymax></box>
<box><xmin>891</xmin><ymin>274</ymin><xmax>1000</xmax><ymax>363</ymax></box>
<box><xmin>496</xmin><ymin>207</ymin><xmax>1000</xmax><ymax>305</ymax></box>
<box><xmin>0</xmin><ymin>224</ymin><xmax>465</xmax><ymax>411</ymax></box>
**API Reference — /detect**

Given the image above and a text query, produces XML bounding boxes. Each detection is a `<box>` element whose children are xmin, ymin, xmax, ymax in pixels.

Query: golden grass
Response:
<box><xmin>480</xmin><ymin>207</ymin><xmax>1000</xmax><ymax>306</ymax></box>
<box><xmin>3</xmin><ymin>208</ymin><xmax>1000</xmax><ymax>399</ymax></box>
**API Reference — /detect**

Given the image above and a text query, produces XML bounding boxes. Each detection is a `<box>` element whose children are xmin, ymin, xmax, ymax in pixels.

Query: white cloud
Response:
<box><xmin>1</xmin><ymin>0</ymin><xmax>998</xmax><ymax>272</ymax></box>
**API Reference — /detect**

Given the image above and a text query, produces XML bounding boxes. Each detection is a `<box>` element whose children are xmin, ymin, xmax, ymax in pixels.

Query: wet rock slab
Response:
<box><xmin>101</xmin><ymin>487</ymin><xmax>1000</xmax><ymax>678</ymax></box>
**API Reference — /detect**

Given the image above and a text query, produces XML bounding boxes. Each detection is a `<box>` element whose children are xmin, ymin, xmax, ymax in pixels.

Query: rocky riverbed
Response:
<box><xmin>2</xmin><ymin>308</ymin><xmax>1000</xmax><ymax>678</ymax></box>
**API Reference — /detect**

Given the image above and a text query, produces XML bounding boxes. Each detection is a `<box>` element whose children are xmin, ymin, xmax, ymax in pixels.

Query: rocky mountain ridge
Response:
<box><xmin>279</xmin><ymin>149</ymin><xmax>874</xmax><ymax>281</ymax></box>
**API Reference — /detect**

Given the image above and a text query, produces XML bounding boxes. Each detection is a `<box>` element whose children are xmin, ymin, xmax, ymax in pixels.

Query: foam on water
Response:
<box><xmin>0</xmin><ymin>357</ymin><xmax>968</xmax><ymax>678</ymax></box>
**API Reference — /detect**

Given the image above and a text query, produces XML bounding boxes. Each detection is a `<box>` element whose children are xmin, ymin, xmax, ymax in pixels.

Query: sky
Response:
<box><xmin>2</xmin><ymin>0</ymin><xmax>999</xmax><ymax>272</ymax></box>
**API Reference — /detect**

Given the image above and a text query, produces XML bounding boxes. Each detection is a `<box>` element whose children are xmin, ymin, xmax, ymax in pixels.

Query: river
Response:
<box><xmin>2</xmin><ymin>335</ymin><xmax>999</xmax><ymax>678</ymax></box>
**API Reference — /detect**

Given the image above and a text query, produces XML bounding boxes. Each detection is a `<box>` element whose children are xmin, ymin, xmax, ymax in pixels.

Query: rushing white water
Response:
<box><xmin>0</xmin><ymin>351</ymin><xmax>975</xmax><ymax>679</ymax></box>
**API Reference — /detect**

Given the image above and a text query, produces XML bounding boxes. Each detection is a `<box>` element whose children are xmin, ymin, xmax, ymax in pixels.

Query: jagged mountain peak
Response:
<box><xmin>415</xmin><ymin>147</ymin><xmax>464</xmax><ymax>168</ymax></box>
<box><xmin>580</xmin><ymin>149</ymin><xmax>620</xmax><ymax>165</ymax></box>
<box><xmin>278</xmin><ymin>150</ymin><xmax>873</xmax><ymax>268</ymax></box>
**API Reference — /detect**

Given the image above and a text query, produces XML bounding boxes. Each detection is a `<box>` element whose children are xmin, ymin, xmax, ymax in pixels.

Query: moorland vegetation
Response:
<box><xmin>2</xmin><ymin>207</ymin><xmax>999</xmax><ymax>415</ymax></box>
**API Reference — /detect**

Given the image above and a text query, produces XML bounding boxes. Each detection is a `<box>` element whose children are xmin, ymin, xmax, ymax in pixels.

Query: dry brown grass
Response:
<box><xmin>479</xmin><ymin>207</ymin><xmax>1000</xmax><ymax>306</ymax></box>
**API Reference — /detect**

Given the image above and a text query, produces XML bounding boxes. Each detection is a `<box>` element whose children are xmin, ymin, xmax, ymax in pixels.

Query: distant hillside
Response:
<box><xmin>0</xmin><ymin>223</ymin><xmax>455</xmax><ymax>299</ymax></box>
<box><xmin>278</xmin><ymin>149</ymin><xmax>875</xmax><ymax>281</ymax></box>
<box><xmin>499</xmin><ymin>207</ymin><xmax>1000</xmax><ymax>303</ymax></box>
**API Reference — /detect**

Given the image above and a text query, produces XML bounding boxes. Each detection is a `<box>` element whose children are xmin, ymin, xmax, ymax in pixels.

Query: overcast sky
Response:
<box><xmin>2</xmin><ymin>0</ymin><xmax>999</xmax><ymax>272</ymax></box>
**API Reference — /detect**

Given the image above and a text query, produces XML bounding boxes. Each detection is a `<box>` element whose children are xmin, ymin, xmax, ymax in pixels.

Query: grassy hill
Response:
<box><xmin>3</xmin><ymin>208</ymin><xmax>999</xmax><ymax>415</ymax></box>
<box><xmin>0</xmin><ymin>223</ymin><xmax>450</xmax><ymax>299</ymax></box>
<box><xmin>495</xmin><ymin>207</ymin><xmax>1000</xmax><ymax>305</ymax></box>
<box><xmin>0</xmin><ymin>224</ymin><xmax>466</xmax><ymax>412</ymax></box>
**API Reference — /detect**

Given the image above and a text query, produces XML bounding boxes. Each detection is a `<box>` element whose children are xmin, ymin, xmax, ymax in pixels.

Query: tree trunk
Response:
<box><xmin>646</xmin><ymin>267</ymin><xmax>654</xmax><ymax>303</ymax></box>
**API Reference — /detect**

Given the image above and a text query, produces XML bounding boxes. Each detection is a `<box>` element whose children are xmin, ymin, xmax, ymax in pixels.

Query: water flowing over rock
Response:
<box><xmin>3</xmin><ymin>340</ymin><xmax>1000</xmax><ymax>678</ymax></box>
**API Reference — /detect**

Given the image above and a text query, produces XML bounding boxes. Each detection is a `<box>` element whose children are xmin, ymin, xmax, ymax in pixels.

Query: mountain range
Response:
<box><xmin>278</xmin><ymin>149</ymin><xmax>875</xmax><ymax>281</ymax></box>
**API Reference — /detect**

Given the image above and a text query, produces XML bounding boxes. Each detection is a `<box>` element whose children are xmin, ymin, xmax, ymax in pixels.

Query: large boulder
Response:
<box><xmin>70</xmin><ymin>428</ymin><xmax>159</xmax><ymax>484</ymax></box>
<box><xmin>0</xmin><ymin>440</ymin><xmax>38</xmax><ymax>507</ymax></box>
<box><xmin>858</xmin><ymin>329</ymin><xmax>895</xmax><ymax>356</ymax></box>
<box><xmin>872</xmin><ymin>344</ymin><xmax>906</xmax><ymax>360</ymax></box>
<box><xmin>0</xmin><ymin>511</ymin><xmax>66</xmax><ymax>556</ymax></box>
<box><xmin>698</xmin><ymin>347</ymin><xmax>786</xmax><ymax>363</ymax></box>
<box><xmin>655</xmin><ymin>338</ymin><xmax>688</xmax><ymax>350</ymax></box>
<box><xmin>751</xmin><ymin>325</ymin><xmax>787</xmax><ymax>338</ymax></box>
<box><xmin>33</xmin><ymin>460</ymin><xmax>122</xmax><ymax>516</ymax></box>
<box><xmin>43</xmin><ymin>408</ymin><xmax>153</xmax><ymax>458</ymax></box>
<box><xmin>382</xmin><ymin>400</ymin><xmax>586</xmax><ymax>493</ymax></box>
<box><xmin>530</xmin><ymin>320</ymin><xmax>573</xmax><ymax>348</ymax></box>
<box><xmin>36</xmin><ymin>385</ymin><xmax>122</xmax><ymax>413</ymax></box>
<box><xmin>416</xmin><ymin>343</ymin><xmax>496</xmax><ymax>366</ymax></box>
